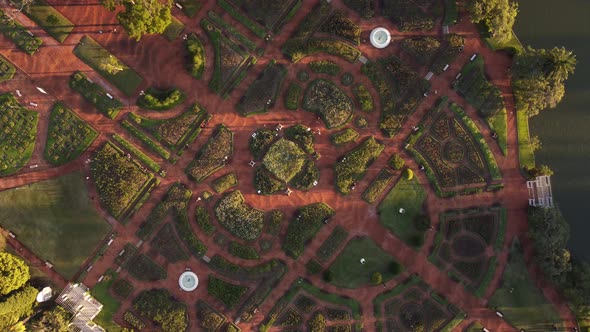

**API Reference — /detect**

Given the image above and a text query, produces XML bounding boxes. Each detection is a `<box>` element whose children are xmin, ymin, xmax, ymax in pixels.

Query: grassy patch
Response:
<box><xmin>489</xmin><ymin>240</ymin><xmax>562</xmax><ymax>330</ymax></box>
<box><xmin>484</xmin><ymin>29</ymin><xmax>525</xmax><ymax>55</ymax></box>
<box><xmin>73</xmin><ymin>35</ymin><xmax>143</xmax><ymax>96</ymax></box>
<box><xmin>378</xmin><ymin>177</ymin><xmax>427</xmax><ymax>249</ymax></box>
<box><xmin>44</xmin><ymin>102</ymin><xmax>98</xmax><ymax>166</ymax></box>
<box><xmin>516</xmin><ymin>109</ymin><xmax>535</xmax><ymax>169</ymax></box>
<box><xmin>91</xmin><ymin>270</ymin><xmax>123</xmax><ymax>332</ymax></box>
<box><xmin>162</xmin><ymin>15</ymin><xmax>184</xmax><ymax>41</ymax></box>
<box><xmin>17</xmin><ymin>0</ymin><xmax>74</xmax><ymax>43</ymax></box>
<box><xmin>0</xmin><ymin>172</ymin><xmax>111</xmax><ymax>279</ymax></box>
<box><xmin>486</xmin><ymin>108</ymin><xmax>508</xmax><ymax>156</ymax></box>
<box><xmin>328</xmin><ymin>236</ymin><xmax>403</xmax><ymax>288</ymax></box>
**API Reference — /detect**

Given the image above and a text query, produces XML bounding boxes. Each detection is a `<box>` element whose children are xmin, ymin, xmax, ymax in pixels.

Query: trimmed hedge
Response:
<box><xmin>195</xmin><ymin>205</ymin><xmax>215</xmax><ymax>236</ymax></box>
<box><xmin>309</xmin><ymin>60</ymin><xmax>341</xmax><ymax>76</ymax></box>
<box><xmin>335</xmin><ymin>136</ymin><xmax>384</xmax><ymax>195</ymax></box>
<box><xmin>112</xmin><ymin>134</ymin><xmax>161</xmax><ymax>172</ymax></box>
<box><xmin>290</xmin><ymin>159</ymin><xmax>320</xmax><ymax>191</ymax></box>
<box><xmin>284</xmin><ymin>124</ymin><xmax>315</xmax><ymax>154</ymax></box>
<box><xmin>211</xmin><ymin>173</ymin><xmax>238</xmax><ymax>193</ymax></box>
<box><xmin>185</xmin><ymin>33</ymin><xmax>205</xmax><ymax>79</ymax></box>
<box><xmin>249</xmin><ymin>128</ymin><xmax>277</xmax><ymax>160</ymax></box>
<box><xmin>151</xmin><ymin>223</ymin><xmax>189</xmax><ymax>262</ymax></box>
<box><xmin>317</xmin><ymin>226</ymin><xmax>348</xmax><ymax>262</ymax></box>
<box><xmin>121</xmin><ymin>120</ymin><xmax>171</xmax><ymax>160</ymax></box>
<box><xmin>123</xmin><ymin>311</ymin><xmax>146</xmax><ymax>330</ymax></box>
<box><xmin>133</xmin><ymin>289</ymin><xmax>188</xmax><ymax>332</ymax></box>
<box><xmin>266</xmin><ymin>210</ymin><xmax>284</xmax><ymax>236</ymax></box>
<box><xmin>228</xmin><ymin>241</ymin><xmax>261</xmax><ymax>260</ymax></box>
<box><xmin>254</xmin><ymin>167</ymin><xmax>285</xmax><ymax>195</ymax></box>
<box><xmin>69</xmin><ymin>71</ymin><xmax>123</xmax><ymax>119</ymax></box>
<box><xmin>302</xmin><ymin>79</ymin><xmax>354</xmax><ymax>129</ymax></box>
<box><xmin>186</xmin><ymin>124</ymin><xmax>233</xmax><ymax>182</ymax></box>
<box><xmin>214</xmin><ymin>190</ymin><xmax>265</xmax><ymax>241</ymax></box>
<box><xmin>137</xmin><ymin>87</ymin><xmax>186</xmax><ymax>111</ymax></box>
<box><xmin>362</xmin><ymin>168</ymin><xmax>395</xmax><ymax>204</ymax></box>
<box><xmin>283</xmin><ymin>203</ymin><xmax>334</xmax><ymax>258</ymax></box>
<box><xmin>111</xmin><ymin>278</ymin><xmax>134</xmax><ymax>299</ymax></box>
<box><xmin>352</xmin><ymin>83</ymin><xmax>374</xmax><ymax>112</ymax></box>
<box><xmin>330</xmin><ymin>128</ymin><xmax>359</xmax><ymax>146</ymax></box>
<box><xmin>284</xmin><ymin>83</ymin><xmax>302</xmax><ymax>110</ymax></box>
<box><xmin>208</xmin><ymin>275</ymin><xmax>249</xmax><ymax>309</ymax></box>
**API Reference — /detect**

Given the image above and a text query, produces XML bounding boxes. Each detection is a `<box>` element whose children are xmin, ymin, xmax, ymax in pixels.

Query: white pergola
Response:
<box><xmin>527</xmin><ymin>175</ymin><xmax>554</xmax><ymax>208</ymax></box>
<box><xmin>56</xmin><ymin>283</ymin><xmax>105</xmax><ymax>332</ymax></box>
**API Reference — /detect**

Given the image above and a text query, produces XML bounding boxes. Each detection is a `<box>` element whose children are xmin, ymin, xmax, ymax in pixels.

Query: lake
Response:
<box><xmin>514</xmin><ymin>0</ymin><xmax>590</xmax><ymax>259</ymax></box>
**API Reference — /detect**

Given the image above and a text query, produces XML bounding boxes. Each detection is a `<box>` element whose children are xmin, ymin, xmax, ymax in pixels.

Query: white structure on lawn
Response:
<box><xmin>56</xmin><ymin>283</ymin><xmax>105</xmax><ymax>332</ymax></box>
<box><xmin>179</xmin><ymin>271</ymin><xmax>199</xmax><ymax>291</ymax></box>
<box><xmin>527</xmin><ymin>175</ymin><xmax>554</xmax><ymax>208</ymax></box>
<box><xmin>370</xmin><ymin>27</ymin><xmax>391</xmax><ymax>49</ymax></box>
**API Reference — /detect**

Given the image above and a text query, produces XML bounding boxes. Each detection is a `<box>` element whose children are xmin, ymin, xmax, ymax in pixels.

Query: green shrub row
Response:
<box><xmin>174</xmin><ymin>208</ymin><xmax>208</xmax><ymax>257</ymax></box>
<box><xmin>151</xmin><ymin>223</ymin><xmax>189</xmax><ymax>263</ymax></box>
<box><xmin>112</xmin><ymin>134</ymin><xmax>161</xmax><ymax>172</ymax></box>
<box><xmin>228</xmin><ymin>241</ymin><xmax>261</xmax><ymax>260</ymax></box>
<box><xmin>211</xmin><ymin>172</ymin><xmax>238</xmax><ymax>193</ymax></box>
<box><xmin>69</xmin><ymin>71</ymin><xmax>123</xmax><ymax>119</ymax></box>
<box><xmin>284</xmin><ymin>82</ymin><xmax>302</xmax><ymax>110</ymax></box>
<box><xmin>284</xmin><ymin>124</ymin><xmax>315</xmax><ymax>154</ymax></box>
<box><xmin>218</xmin><ymin>0</ymin><xmax>267</xmax><ymax>38</ymax></box>
<box><xmin>214</xmin><ymin>190</ymin><xmax>265</xmax><ymax>241</ymax></box>
<box><xmin>309</xmin><ymin>60</ymin><xmax>341</xmax><ymax>75</ymax></box>
<box><xmin>330</xmin><ymin>128</ymin><xmax>359</xmax><ymax>146</ymax></box>
<box><xmin>207</xmin><ymin>10</ymin><xmax>256</xmax><ymax>51</ymax></box>
<box><xmin>283</xmin><ymin>203</ymin><xmax>334</xmax><ymax>258</ymax></box>
<box><xmin>266</xmin><ymin>210</ymin><xmax>284</xmax><ymax>236</ymax></box>
<box><xmin>362</xmin><ymin>168</ymin><xmax>395</xmax><ymax>204</ymax></box>
<box><xmin>195</xmin><ymin>205</ymin><xmax>215</xmax><ymax>236</ymax></box>
<box><xmin>185</xmin><ymin>33</ymin><xmax>205</xmax><ymax>79</ymax></box>
<box><xmin>335</xmin><ymin>136</ymin><xmax>384</xmax><ymax>195</ymax></box>
<box><xmin>186</xmin><ymin>124</ymin><xmax>233</xmax><ymax>182</ymax></box>
<box><xmin>137</xmin><ymin>87</ymin><xmax>186</xmax><ymax>111</ymax></box>
<box><xmin>254</xmin><ymin>167</ymin><xmax>285</xmax><ymax>195</ymax></box>
<box><xmin>249</xmin><ymin>128</ymin><xmax>277</xmax><ymax>160</ymax></box>
<box><xmin>208</xmin><ymin>275</ymin><xmax>249</xmax><ymax>309</ymax></box>
<box><xmin>121</xmin><ymin>120</ymin><xmax>171</xmax><ymax>160</ymax></box>
<box><xmin>132</xmin><ymin>289</ymin><xmax>188</xmax><ymax>332</ymax></box>
<box><xmin>123</xmin><ymin>311</ymin><xmax>146</xmax><ymax>330</ymax></box>
<box><xmin>352</xmin><ymin>83</ymin><xmax>374</xmax><ymax>112</ymax></box>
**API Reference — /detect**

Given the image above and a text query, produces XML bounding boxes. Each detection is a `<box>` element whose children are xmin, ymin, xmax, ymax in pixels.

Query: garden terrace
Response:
<box><xmin>0</xmin><ymin>93</ymin><xmax>38</xmax><ymax>176</ymax></box>
<box><xmin>218</xmin><ymin>0</ymin><xmax>301</xmax><ymax>36</ymax></box>
<box><xmin>362</xmin><ymin>168</ymin><xmax>396</xmax><ymax>204</ymax></box>
<box><xmin>378</xmin><ymin>176</ymin><xmax>428</xmax><ymax>249</ymax></box>
<box><xmin>343</xmin><ymin>0</ymin><xmax>375</xmax><ymax>19</ymax></box>
<box><xmin>0</xmin><ymin>9</ymin><xmax>42</xmax><ymax>54</ymax></box>
<box><xmin>69</xmin><ymin>71</ymin><xmax>123</xmax><ymax>119</ymax></box>
<box><xmin>282</xmin><ymin>202</ymin><xmax>334</xmax><ymax>258</ymax></box>
<box><xmin>90</xmin><ymin>142</ymin><xmax>156</xmax><ymax>220</ymax></box>
<box><xmin>373</xmin><ymin>275</ymin><xmax>465</xmax><ymax>331</ymax></box>
<box><xmin>328</xmin><ymin>236</ymin><xmax>404</xmax><ymax>288</ymax></box>
<box><xmin>454</xmin><ymin>56</ymin><xmax>507</xmax><ymax>154</ymax></box>
<box><xmin>128</xmin><ymin>103</ymin><xmax>210</xmax><ymax>156</ymax></box>
<box><xmin>202</xmin><ymin>19</ymin><xmax>257</xmax><ymax>98</ymax></box>
<box><xmin>136</xmin><ymin>87</ymin><xmax>186</xmax><ymax>111</ymax></box>
<box><xmin>150</xmin><ymin>223</ymin><xmax>189</xmax><ymax>263</ymax></box>
<box><xmin>260</xmin><ymin>278</ymin><xmax>361</xmax><ymax>330</ymax></box>
<box><xmin>132</xmin><ymin>289</ymin><xmax>188</xmax><ymax>332</ymax></box>
<box><xmin>125</xmin><ymin>253</ymin><xmax>167</xmax><ymax>281</ymax></box>
<box><xmin>302</xmin><ymin>79</ymin><xmax>354</xmax><ymax>129</ymax></box>
<box><xmin>184</xmin><ymin>33</ymin><xmax>205</xmax><ymax>79</ymax></box>
<box><xmin>186</xmin><ymin>124</ymin><xmax>233</xmax><ymax>182</ymax></box>
<box><xmin>281</xmin><ymin>3</ymin><xmax>361</xmax><ymax>63</ymax></box>
<box><xmin>429</xmin><ymin>206</ymin><xmax>507</xmax><ymax>297</ymax></box>
<box><xmin>214</xmin><ymin>190</ymin><xmax>265</xmax><ymax>241</ymax></box>
<box><xmin>12</xmin><ymin>0</ymin><xmax>74</xmax><ymax>43</ymax></box>
<box><xmin>489</xmin><ymin>239</ymin><xmax>563</xmax><ymax>330</ymax></box>
<box><xmin>208</xmin><ymin>275</ymin><xmax>249</xmax><ymax>309</ymax></box>
<box><xmin>236</xmin><ymin>61</ymin><xmax>286</xmax><ymax>116</ymax></box>
<box><xmin>0</xmin><ymin>172</ymin><xmax>111</xmax><ymax>279</ymax></box>
<box><xmin>0</xmin><ymin>54</ymin><xmax>15</xmax><ymax>82</ymax></box>
<box><xmin>44</xmin><ymin>103</ymin><xmax>99</xmax><ymax>166</ymax></box>
<box><xmin>382</xmin><ymin>0</ymin><xmax>435</xmax><ymax>32</ymax></box>
<box><xmin>73</xmin><ymin>36</ymin><xmax>143</xmax><ymax>96</ymax></box>
<box><xmin>334</xmin><ymin>136</ymin><xmax>384</xmax><ymax>195</ymax></box>
<box><xmin>406</xmin><ymin>99</ymin><xmax>501</xmax><ymax>196</ymax></box>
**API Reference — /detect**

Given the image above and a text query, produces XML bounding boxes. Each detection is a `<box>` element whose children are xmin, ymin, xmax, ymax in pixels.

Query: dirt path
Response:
<box><xmin>0</xmin><ymin>0</ymin><xmax>578</xmax><ymax>331</ymax></box>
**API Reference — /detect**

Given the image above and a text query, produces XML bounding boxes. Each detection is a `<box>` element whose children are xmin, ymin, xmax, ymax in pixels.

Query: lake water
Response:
<box><xmin>514</xmin><ymin>0</ymin><xmax>590</xmax><ymax>259</ymax></box>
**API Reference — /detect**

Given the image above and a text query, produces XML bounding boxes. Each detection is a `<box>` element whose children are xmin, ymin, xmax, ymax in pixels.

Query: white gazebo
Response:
<box><xmin>370</xmin><ymin>27</ymin><xmax>391</xmax><ymax>49</ymax></box>
<box><xmin>179</xmin><ymin>271</ymin><xmax>199</xmax><ymax>291</ymax></box>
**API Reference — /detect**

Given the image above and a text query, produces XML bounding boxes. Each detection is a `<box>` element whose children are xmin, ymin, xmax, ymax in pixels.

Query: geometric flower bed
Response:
<box><xmin>302</xmin><ymin>79</ymin><xmax>354</xmax><ymax>129</ymax></box>
<box><xmin>186</xmin><ymin>124</ymin><xmax>233</xmax><ymax>183</ymax></box>
<box><xmin>260</xmin><ymin>278</ymin><xmax>361</xmax><ymax>331</ymax></box>
<box><xmin>44</xmin><ymin>102</ymin><xmax>99</xmax><ymax>166</ymax></box>
<box><xmin>373</xmin><ymin>275</ymin><xmax>465</xmax><ymax>332</ymax></box>
<box><xmin>252</xmin><ymin>125</ymin><xmax>319</xmax><ymax>194</ymax></box>
<box><xmin>214</xmin><ymin>190</ymin><xmax>265</xmax><ymax>241</ymax></box>
<box><xmin>0</xmin><ymin>93</ymin><xmax>38</xmax><ymax>176</ymax></box>
<box><xmin>429</xmin><ymin>206</ymin><xmax>507</xmax><ymax>297</ymax></box>
<box><xmin>407</xmin><ymin>97</ymin><xmax>501</xmax><ymax>196</ymax></box>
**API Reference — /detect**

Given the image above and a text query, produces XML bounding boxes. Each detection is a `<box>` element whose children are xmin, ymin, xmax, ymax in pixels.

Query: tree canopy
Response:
<box><xmin>0</xmin><ymin>252</ymin><xmax>30</xmax><ymax>296</ymax></box>
<box><xmin>29</xmin><ymin>306</ymin><xmax>70</xmax><ymax>332</ymax></box>
<box><xmin>0</xmin><ymin>285</ymin><xmax>37</xmax><ymax>329</ymax></box>
<box><xmin>101</xmin><ymin>0</ymin><xmax>172</xmax><ymax>41</ymax></box>
<box><xmin>468</xmin><ymin>0</ymin><xmax>518</xmax><ymax>42</ymax></box>
<box><xmin>512</xmin><ymin>47</ymin><xmax>576</xmax><ymax>116</ymax></box>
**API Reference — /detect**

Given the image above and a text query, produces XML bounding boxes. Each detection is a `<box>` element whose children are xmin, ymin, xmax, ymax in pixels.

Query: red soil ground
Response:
<box><xmin>0</xmin><ymin>0</ymin><xmax>577</xmax><ymax>331</ymax></box>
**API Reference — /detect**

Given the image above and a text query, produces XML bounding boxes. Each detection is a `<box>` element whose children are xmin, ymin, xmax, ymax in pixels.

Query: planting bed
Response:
<box><xmin>0</xmin><ymin>93</ymin><xmax>37</xmax><ymax>176</ymax></box>
<box><xmin>302</xmin><ymin>79</ymin><xmax>354</xmax><ymax>129</ymax></box>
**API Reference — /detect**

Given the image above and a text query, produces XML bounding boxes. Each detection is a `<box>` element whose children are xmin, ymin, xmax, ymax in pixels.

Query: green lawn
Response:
<box><xmin>91</xmin><ymin>270</ymin><xmax>124</xmax><ymax>332</ymax></box>
<box><xmin>486</xmin><ymin>108</ymin><xmax>508</xmax><ymax>156</ymax></box>
<box><xmin>73</xmin><ymin>35</ymin><xmax>143</xmax><ymax>96</ymax></box>
<box><xmin>162</xmin><ymin>15</ymin><xmax>184</xmax><ymax>41</ymax></box>
<box><xmin>0</xmin><ymin>171</ymin><xmax>112</xmax><ymax>279</ymax></box>
<box><xmin>18</xmin><ymin>0</ymin><xmax>74</xmax><ymax>43</ymax></box>
<box><xmin>476</xmin><ymin>23</ymin><xmax>525</xmax><ymax>55</ymax></box>
<box><xmin>516</xmin><ymin>109</ymin><xmax>535</xmax><ymax>169</ymax></box>
<box><xmin>378</xmin><ymin>177</ymin><xmax>427</xmax><ymax>249</ymax></box>
<box><xmin>489</xmin><ymin>240</ymin><xmax>562</xmax><ymax>330</ymax></box>
<box><xmin>328</xmin><ymin>236</ymin><xmax>403</xmax><ymax>288</ymax></box>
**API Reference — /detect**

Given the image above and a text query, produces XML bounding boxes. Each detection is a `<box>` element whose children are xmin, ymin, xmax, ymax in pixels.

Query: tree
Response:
<box><xmin>371</xmin><ymin>272</ymin><xmax>382</xmax><ymax>285</ymax></box>
<box><xmin>413</xmin><ymin>215</ymin><xmax>431</xmax><ymax>232</ymax></box>
<box><xmin>405</xmin><ymin>168</ymin><xmax>414</xmax><ymax>180</ymax></box>
<box><xmin>544</xmin><ymin>47</ymin><xmax>577</xmax><ymax>82</ymax></box>
<box><xmin>530</xmin><ymin>135</ymin><xmax>542</xmax><ymax>152</ymax></box>
<box><xmin>0</xmin><ymin>252</ymin><xmax>30</xmax><ymax>296</ymax></box>
<box><xmin>29</xmin><ymin>306</ymin><xmax>70</xmax><ymax>332</ymax></box>
<box><xmin>468</xmin><ymin>0</ymin><xmax>518</xmax><ymax>42</ymax></box>
<box><xmin>99</xmin><ymin>55</ymin><xmax>124</xmax><ymax>74</ymax></box>
<box><xmin>525</xmin><ymin>164</ymin><xmax>554</xmax><ymax>179</ymax></box>
<box><xmin>0</xmin><ymin>285</ymin><xmax>38</xmax><ymax>329</ymax></box>
<box><xmin>101</xmin><ymin>0</ymin><xmax>172</xmax><ymax>41</ymax></box>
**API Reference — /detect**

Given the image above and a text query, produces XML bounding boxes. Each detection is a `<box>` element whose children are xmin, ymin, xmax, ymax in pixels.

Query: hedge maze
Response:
<box><xmin>0</xmin><ymin>94</ymin><xmax>37</xmax><ymax>176</ymax></box>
